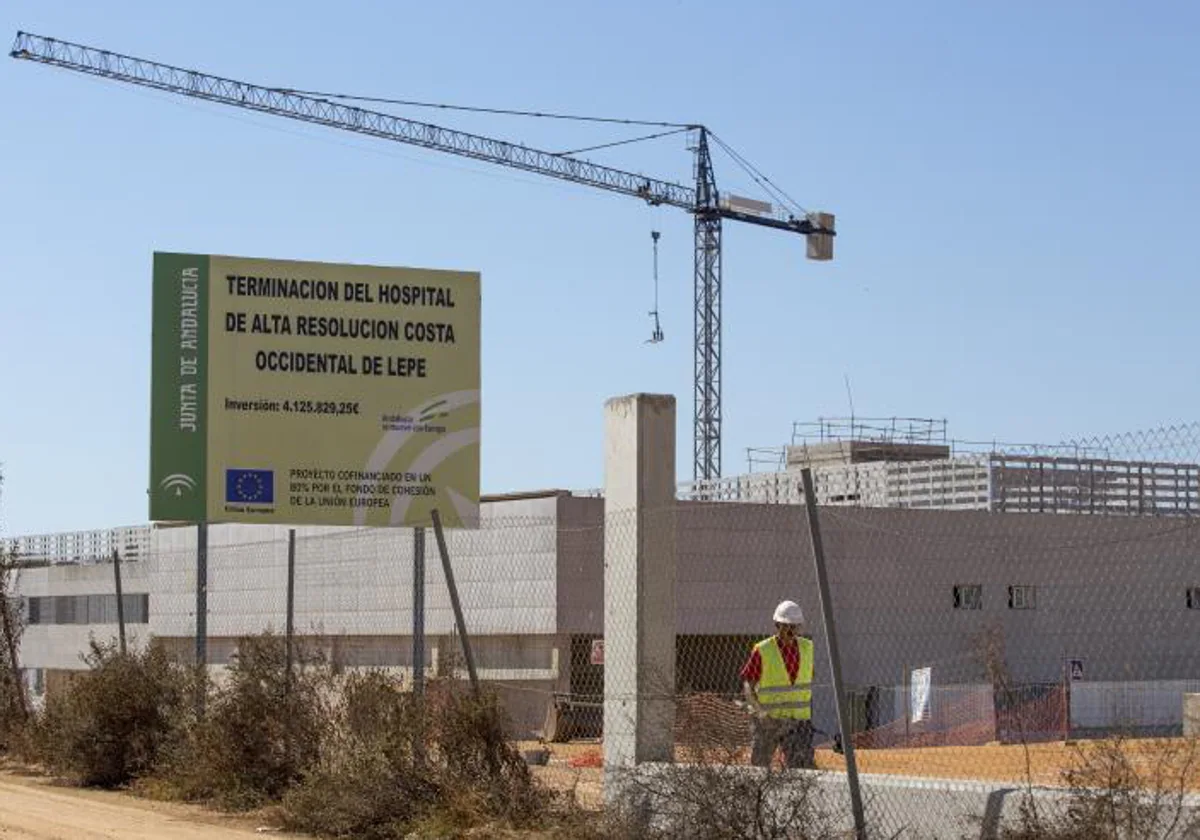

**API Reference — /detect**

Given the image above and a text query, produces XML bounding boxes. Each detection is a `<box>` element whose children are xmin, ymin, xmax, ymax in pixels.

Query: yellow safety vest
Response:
<box><xmin>755</xmin><ymin>636</ymin><xmax>813</xmax><ymax>720</ymax></box>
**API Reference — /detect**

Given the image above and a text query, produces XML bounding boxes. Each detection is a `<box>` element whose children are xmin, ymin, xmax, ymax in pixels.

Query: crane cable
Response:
<box><xmin>709</xmin><ymin>131</ymin><xmax>808</xmax><ymax>217</ymax></box>
<box><xmin>271</xmin><ymin>87</ymin><xmax>801</xmax><ymax>214</ymax></box>
<box><xmin>270</xmin><ymin>86</ymin><xmax>696</xmax><ymax>129</ymax></box>
<box><xmin>556</xmin><ymin>127</ymin><xmax>691</xmax><ymax>157</ymax></box>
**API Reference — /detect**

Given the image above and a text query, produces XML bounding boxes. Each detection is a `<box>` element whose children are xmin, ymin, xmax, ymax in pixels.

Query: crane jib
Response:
<box><xmin>10</xmin><ymin>31</ymin><xmax>696</xmax><ymax>211</ymax></box>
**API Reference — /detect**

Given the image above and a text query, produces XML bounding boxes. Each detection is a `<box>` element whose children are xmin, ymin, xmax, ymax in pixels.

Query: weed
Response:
<box><xmin>30</xmin><ymin>638</ymin><xmax>195</xmax><ymax>787</ymax></box>
<box><xmin>0</xmin><ymin>548</ymin><xmax>29</xmax><ymax>750</ymax></box>
<box><xmin>282</xmin><ymin>671</ymin><xmax>557</xmax><ymax>839</ymax></box>
<box><xmin>155</xmin><ymin>631</ymin><xmax>332</xmax><ymax>810</ymax></box>
<box><xmin>998</xmin><ymin>732</ymin><xmax>1200</xmax><ymax>840</ymax></box>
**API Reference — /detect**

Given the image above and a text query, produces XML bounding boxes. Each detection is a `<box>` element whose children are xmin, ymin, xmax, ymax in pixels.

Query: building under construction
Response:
<box><xmin>711</xmin><ymin>416</ymin><xmax>1200</xmax><ymax>516</ymax></box>
<box><xmin>6</xmin><ymin>418</ymin><xmax>1200</xmax><ymax>742</ymax></box>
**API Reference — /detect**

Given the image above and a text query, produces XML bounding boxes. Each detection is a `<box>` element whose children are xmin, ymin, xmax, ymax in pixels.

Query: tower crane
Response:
<box><xmin>10</xmin><ymin>31</ymin><xmax>835</xmax><ymax>483</ymax></box>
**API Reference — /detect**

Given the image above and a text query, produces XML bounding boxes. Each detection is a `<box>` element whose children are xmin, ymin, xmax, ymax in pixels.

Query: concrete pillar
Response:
<box><xmin>1185</xmin><ymin>693</ymin><xmax>1200</xmax><ymax>738</ymax></box>
<box><xmin>603</xmin><ymin>393</ymin><xmax>676</xmax><ymax>790</ymax></box>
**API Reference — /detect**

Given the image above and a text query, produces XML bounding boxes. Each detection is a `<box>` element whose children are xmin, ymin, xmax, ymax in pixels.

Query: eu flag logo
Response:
<box><xmin>225</xmin><ymin>468</ymin><xmax>274</xmax><ymax>504</ymax></box>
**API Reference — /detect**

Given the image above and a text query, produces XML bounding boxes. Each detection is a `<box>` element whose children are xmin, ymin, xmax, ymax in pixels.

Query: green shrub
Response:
<box><xmin>281</xmin><ymin>672</ymin><xmax>555</xmax><ymax>839</ymax></box>
<box><xmin>0</xmin><ymin>658</ymin><xmax>27</xmax><ymax>754</ymax></box>
<box><xmin>0</xmin><ymin>555</ymin><xmax>30</xmax><ymax>753</ymax></box>
<box><xmin>32</xmin><ymin>638</ymin><xmax>195</xmax><ymax>787</ymax></box>
<box><xmin>156</xmin><ymin>631</ymin><xmax>332</xmax><ymax>810</ymax></box>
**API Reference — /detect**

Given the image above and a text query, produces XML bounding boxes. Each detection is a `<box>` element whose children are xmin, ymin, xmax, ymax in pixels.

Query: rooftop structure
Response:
<box><xmin>708</xmin><ymin>417</ymin><xmax>1200</xmax><ymax>516</ymax></box>
<box><xmin>1</xmin><ymin>525</ymin><xmax>151</xmax><ymax>567</ymax></box>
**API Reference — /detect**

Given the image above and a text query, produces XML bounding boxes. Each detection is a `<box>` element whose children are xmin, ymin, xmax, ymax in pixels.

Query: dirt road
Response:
<box><xmin>0</xmin><ymin>770</ymin><xmax>283</xmax><ymax>839</ymax></box>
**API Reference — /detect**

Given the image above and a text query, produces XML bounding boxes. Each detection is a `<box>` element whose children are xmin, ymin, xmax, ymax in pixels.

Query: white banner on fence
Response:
<box><xmin>910</xmin><ymin>666</ymin><xmax>932</xmax><ymax>723</ymax></box>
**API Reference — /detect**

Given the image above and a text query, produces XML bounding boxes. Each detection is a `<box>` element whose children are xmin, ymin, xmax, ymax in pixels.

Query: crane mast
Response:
<box><xmin>10</xmin><ymin>31</ymin><xmax>835</xmax><ymax>483</ymax></box>
<box><xmin>693</xmin><ymin>130</ymin><xmax>723</xmax><ymax>482</ymax></box>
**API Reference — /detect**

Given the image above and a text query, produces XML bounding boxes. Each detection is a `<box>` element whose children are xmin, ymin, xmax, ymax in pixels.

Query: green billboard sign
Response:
<box><xmin>149</xmin><ymin>252</ymin><xmax>481</xmax><ymax>528</ymax></box>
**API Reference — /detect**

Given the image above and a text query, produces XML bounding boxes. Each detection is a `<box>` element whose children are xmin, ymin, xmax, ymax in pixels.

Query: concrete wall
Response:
<box><xmin>821</xmin><ymin>507</ymin><xmax>1200</xmax><ymax>686</ymax></box>
<box><xmin>664</xmin><ymin>502</ymin><xmax>1200</xmax><ymax>685</ymax></box>
<box><xmin>629</xmin><ymin>762</ymin><xmax>1200</xmax><ymax>840</ymax></box>
<box><xmin>145</xmin><ymin>494</ymin><xmax>562</xmax><ymax>640</ymax></box>
<box><xmin>23</xmin><ymin>499</ymin><xmax>1199</xmax><ymax>684</ymax></box>
<box><xmin>1071</xmin><ymin>681</ymin><xmax>1200</xmax><ymax>730</ymax></box>
<box><xmin>13</xmin><ymin>495</ymin><xmax>572</xmax><ymax>737</ymax></box>
<box><xmin>556</xmin><ymin>499</ymin><xmax>1200</xmax><ymax>738</ymax></box>
<box><xmin>1186</xmin><ymin>694</ymin><xmax>1200</xmax><ymax>737</ymax></box>
<box><xmin>12</xmin><ymin>494</ymin><xmax>1200</xmax><ymax>738</ymax></box>
<box><xmin>15</xmin><ymin>559</ymin><xmax>153</xmax><ymax>670</ymax></box>
<box><xmin>555</xmin><ymin>495</ymin><xmax>604</xmax><ymax>635</ymax></box>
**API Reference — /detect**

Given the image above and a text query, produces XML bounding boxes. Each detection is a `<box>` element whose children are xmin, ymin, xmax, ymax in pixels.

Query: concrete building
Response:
<box><xmin>6</xmin><ymin>415</ymin><xmax>1200</xmax><ymax>742</ymax></box>
<box><xmin>725</xmin><ymin>416</ymin><xmax>1200</xmax><ymax>515</ymax></box>
<box><xmin>8</xmin><ymin>493</ymin><xmax>1200</xmax><ymax>742</ymax></box>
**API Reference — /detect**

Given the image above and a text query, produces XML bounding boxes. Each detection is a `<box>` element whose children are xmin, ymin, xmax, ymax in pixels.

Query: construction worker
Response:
<box><xmin>739</xmin><ymin>599</ymin><xmax>815</xmax><ymax>769</ymax></box>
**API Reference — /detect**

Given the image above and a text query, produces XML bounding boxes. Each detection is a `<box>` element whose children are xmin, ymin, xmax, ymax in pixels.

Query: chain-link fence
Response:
<box><xmin>10</xmin><ymin>421</ymin><xmax>1200</xmax><ymax>836</ymax></box>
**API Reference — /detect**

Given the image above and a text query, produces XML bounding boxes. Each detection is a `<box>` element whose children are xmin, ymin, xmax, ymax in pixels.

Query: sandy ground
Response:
<box><xmin>523</xmin><ymin>737</ymin><xmax>1200</xmax><ymax>808</ymax></box>
<box><xmin>815</xmin><ymin>739</ymin><xmax>1200</xmax><ymax>789</ymax></box>
<box><xmin>1</xmin><ymin>738</ymin><xmax>1192</xmax><ymax>835</ymax></box>
<box><xmin>0</xmin><ymin>768</ymin><xmax>290</xmax><ymax>839</ymax></box>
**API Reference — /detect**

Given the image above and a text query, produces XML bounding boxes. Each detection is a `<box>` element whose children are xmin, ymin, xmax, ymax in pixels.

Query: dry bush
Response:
<box><xmin>0</xmin><ymin>645</ymin><xmax>28</xmax><ymax>753</ymax></box>
<box><xmin>30</xmin><ymin>638</ymin><xmax>196</xmax><ymax>787</ymax></box>
<box><xmin>0</xmin><ymin>551</ymin><xmax>30</xmax><ymax>753</ymax></box>
<box><xmin>599</xmin><ymin>688</ymin><xmax>843</xmax><ymax>840</ymax></box>
<box><xmin>153</xmin><ymin>631</ymin><xmax>333</xmax><ymax>810</ymax></box>
<box><xmin>282</xmin><ymin>671</ymin><xmax>558</xmax><ymax>839</ymax></box>
<box><xmin>999</xmin><ymin>733</ymin><xmax>1200</xmax><ymax>840</ymax></box>
<box><xmin>605</xmin><ymin>761</ymin><xmax>842</xmax><ymax>840</ymax></box>
<box><xmin>970</xmin><ymin>622</ymin><xmax>1200</xmax><ymax>838</ymax></box>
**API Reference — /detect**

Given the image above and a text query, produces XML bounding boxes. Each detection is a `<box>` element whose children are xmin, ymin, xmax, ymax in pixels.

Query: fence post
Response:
<box><xmin>196</xmin><ymin>522</ymin><xmax>208</xmax><ymax>667</ymax></box>
<box><xmin>800</xmin><ymin>467</ymin><xmax>867</xmax><ymax>840</ymax></box>
<box><xmin>195</xmin><ymin>522</ymin><xmax>208</xmax><ymax>714</ymax></box>
<box><xmin>112</xmin><ymin>549</ymin><xmax>126</xmax><ymax>655</ymax></box>
<box><xmin>412</xmin><ymin>525</ymin><xmax>427</xmax><ymax>767</ymax></box>
<box><xmin>430</xmin><ymin>509</ymin><xmax>479</xmax><ymax>694</ymax></box>
<box><xmin>286</xmin><ymin>529</ymin><xmax>296</xmax><ymax>690</ymax></box>
<box><xmin>413</xmin><ymin>526</ymin><xmax>425</xmax><ymax>698</ymax></box>
<box><xmin>602</xmin><ymin>394</ymin><xmax>677</xmax><ymax>803</ymax></box>
<box><xmin>1061</xmin><ymin>658</ymin><xmax>1071</xmax><ymax>743</ymax></box>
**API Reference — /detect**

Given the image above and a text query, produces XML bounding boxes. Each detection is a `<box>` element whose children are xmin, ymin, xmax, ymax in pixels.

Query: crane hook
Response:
<box><xmin>647</xmin><ymin>230</ymin><xmax>664</xmax><ymax>344</ymax></box>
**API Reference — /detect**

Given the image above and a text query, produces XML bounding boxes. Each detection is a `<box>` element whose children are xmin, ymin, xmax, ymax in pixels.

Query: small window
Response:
<box><xmin>74</xmin><ymin>595</ymin><xmax>90</xmax><ymax>625</ymax></box>
<box><xmin>953</xmin><ymin>584</ymin><xmax>983</xmax><ymax>610</ymax></box>
<box><xmin>1008</xmin><ymin>585</ymin><xmax>1036</xmax><ymax>610</ymax></box>
<box><xmin>124</xmin><ymin>594</ymin><xmax>150</xmax><ymax>624</ymax></box>
<box><xmin>1188</xmin><ymin>587</ymin><xmax>1200</xmax><ymax>610</ymax></box>
<box><xmin>53</xmin><ymin>595</ymin><xmax>75</xmax><ymax>624</ymax></box>
<box><xmin>87</xmin><ymin>594</ymin><xmax>113</xmax><ymax>624</ymax></box>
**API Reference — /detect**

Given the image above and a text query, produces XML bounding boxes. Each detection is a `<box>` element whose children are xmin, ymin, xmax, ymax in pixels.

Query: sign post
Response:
<box><xmin>1064</xmin><ymin>658</ymin><xmax>1084</xmax><ymax>742</ymax></box>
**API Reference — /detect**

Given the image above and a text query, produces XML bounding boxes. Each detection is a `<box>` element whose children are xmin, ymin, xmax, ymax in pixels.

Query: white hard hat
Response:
<box><xmin>773</xmin><ymin>600</ymin><xmax>804</xmax><ymax>626</ymax></box>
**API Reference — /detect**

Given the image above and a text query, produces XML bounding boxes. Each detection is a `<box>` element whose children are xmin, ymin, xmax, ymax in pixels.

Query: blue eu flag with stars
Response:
<box><xmin>225</xmin><ymin>469</ymin><xmax>274</xmax><ymax>504</ymax></box>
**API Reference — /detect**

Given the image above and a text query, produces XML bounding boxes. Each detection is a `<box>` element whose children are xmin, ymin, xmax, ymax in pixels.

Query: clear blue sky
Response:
<box><xmin>2</xmin><ymin>1</ymin><xmax>1198</xmax><ymax>536</ymax></box>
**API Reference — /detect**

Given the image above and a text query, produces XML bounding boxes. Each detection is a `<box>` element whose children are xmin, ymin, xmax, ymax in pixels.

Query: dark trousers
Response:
<box><xmin>750</xmin><ymin>717</ymin><xmax>814</xmax><ymax>769</ymax></box>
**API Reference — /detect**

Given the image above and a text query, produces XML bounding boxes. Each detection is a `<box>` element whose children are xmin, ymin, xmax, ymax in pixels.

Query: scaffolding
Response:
<box><xmin>792</xmin><ymin>416</ymin><xmax>949</xmax><ymax>447</ymax></box>
<box><xmin>721</xmin><ymin>418</ymin><xmax>1200</xmax><ymax>516</ymax></box>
